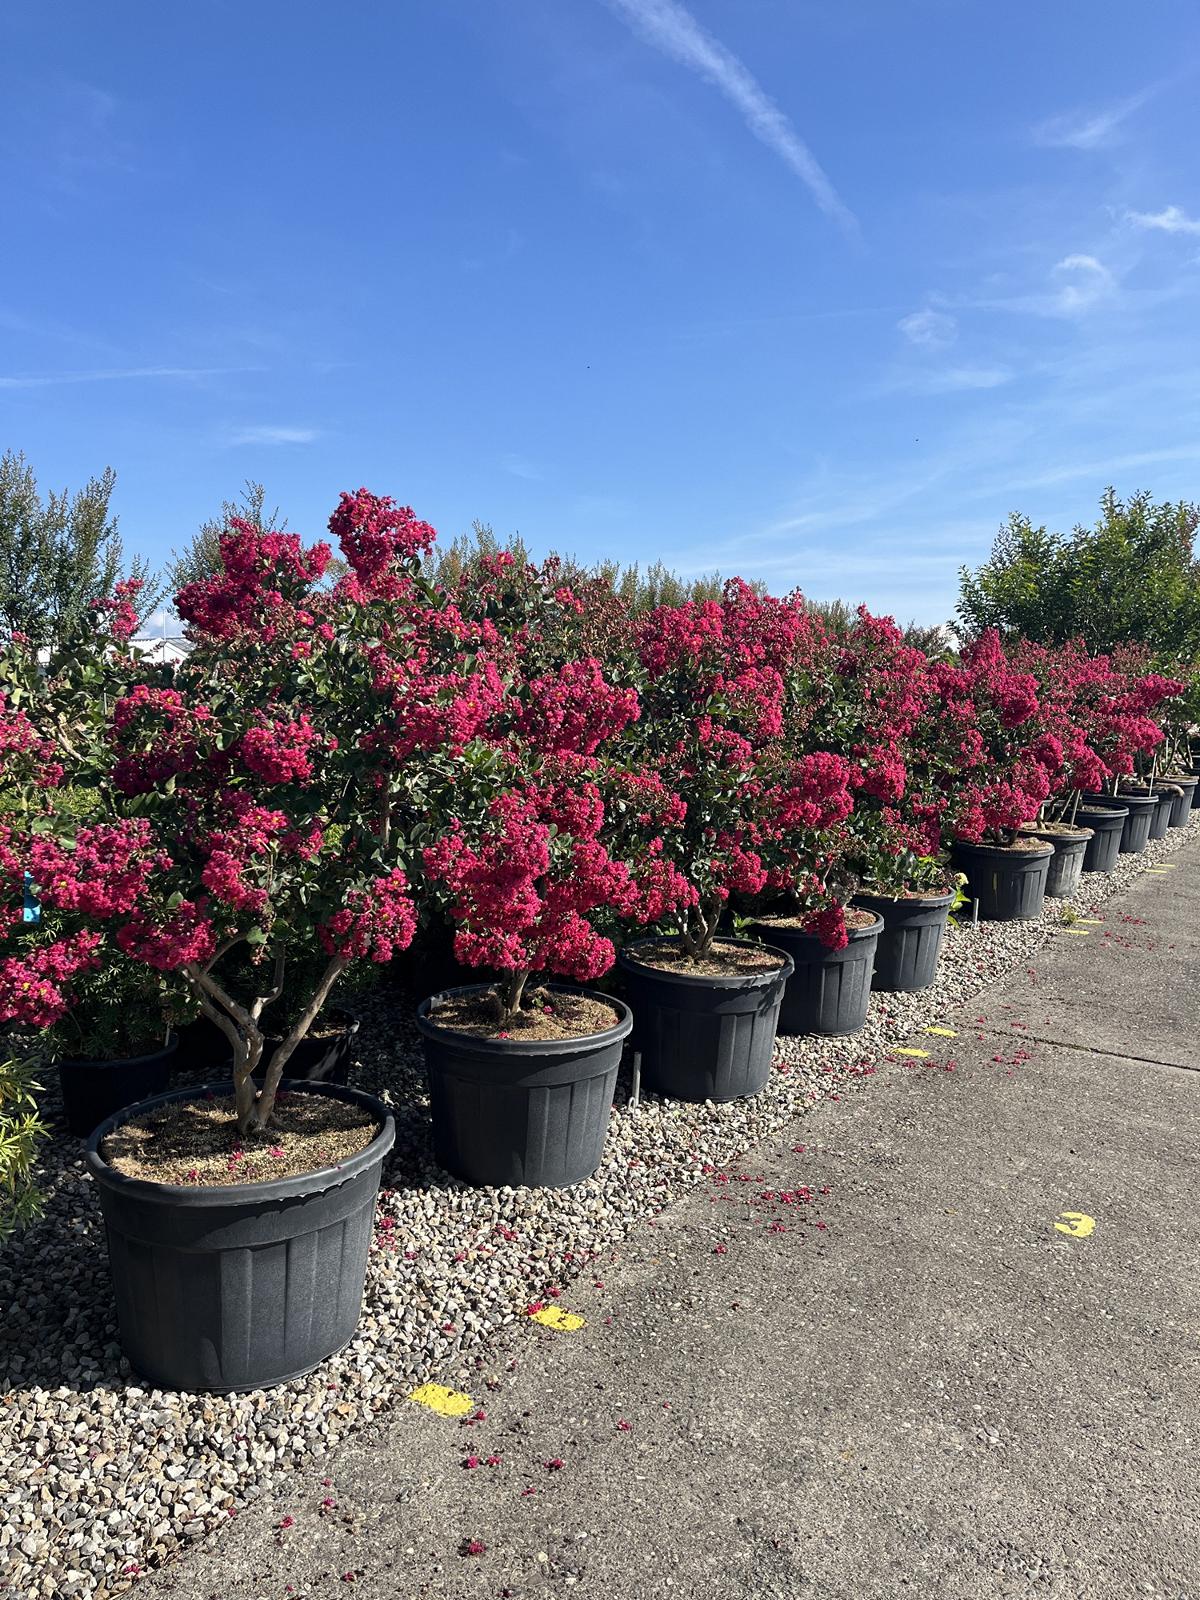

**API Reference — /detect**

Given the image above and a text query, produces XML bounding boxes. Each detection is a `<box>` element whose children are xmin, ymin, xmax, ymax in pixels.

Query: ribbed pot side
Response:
<box><xmin>1076</xmin><ymin>806</ymin><xmax>1127</xmax><ymax>873</ymax></box>
<box><xmin>1021</xmin><ymin>831</ymin><xmax>1091</xmax><ymax>900</ymax></box>
<box><xmin>416</xmin><ymin>986</ymin><xmax>631</xmax><ymax>1188</ymax></box>
<box><xmin>616</xmin><ymin>941</ymin><xmax>792</xmax><ymax>1103</ymax></box>
<box><xmin>746</xmin><ymin>916</ymin><xmax>883</xmax><ymax>1033</ymax></box>
<box><xmin>951</xmin><ymin>842</ymin><xmax>1052</xmax><ymax>921</ymax></box>
<box><xmin>852</xmin><ymin>893</ymin><xmax>951</xmax><ymax>994</ymax></box>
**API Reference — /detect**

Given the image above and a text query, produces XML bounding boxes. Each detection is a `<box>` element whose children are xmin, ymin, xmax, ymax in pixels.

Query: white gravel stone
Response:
<box><xmin>0</xmin><ymin>817</ymin><xmax>1194</xmax><ymax>1598</ymax></box>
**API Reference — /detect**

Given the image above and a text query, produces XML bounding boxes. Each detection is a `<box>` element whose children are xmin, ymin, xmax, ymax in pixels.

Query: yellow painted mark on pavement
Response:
<box><xmin>925</xmin><ymin>1026</ymin><xmax>957</xmax><ymax>1037</ymax></box>
<box><xmin>1054</xmin><ymin>1212</ymin><xmax>1096</xmax><ymax>1239</ymax></box>
<box><xmin>529</xmin><ymin>1306</ymin><xmax>586</xmax><ymax>1332</ymax></box>
<box><xmin>894</xmin><ymin>1047</ymin><xmax>929</xmax><ymax>1058</ymax></box>
<box><xmin>1146</xmin><ymin>868</ymin><xmax>1169</xmax><ymax>875</ymax></box>
<box><xmin>1076</xmin><ymin>918</ymin><xmax>1104</xmax><ymax>924</ymax></box>
<box><xmin>1158</xmin><ymin>862</ymin><xmax>1178</xmax><ymax>869</ymax></box>
<box><xmin>408</xmin><ymin>1383</ymin><xmax>474</xmax><ymax>1417</ymax></box>
<box><xmin>1059</xmin><ymin>927</ymin><xmax>1090</xmax><ymax>936</ymax></box>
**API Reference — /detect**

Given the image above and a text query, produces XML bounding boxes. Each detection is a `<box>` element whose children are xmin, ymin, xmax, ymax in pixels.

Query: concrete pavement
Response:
<box><xmin>147</xmin><ymin>843</ymin><xmax>1200</xmax><ymax>1600</ymax></box>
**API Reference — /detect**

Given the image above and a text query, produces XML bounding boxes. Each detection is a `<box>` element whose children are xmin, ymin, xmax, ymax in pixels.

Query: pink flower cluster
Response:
<box><xmin>319</xmin><ymin>870</ymin><xmax>418</xmax><ymax>963</ymax></box>
<box><xmin>329</xmin><ymin>489</ymin><xmax>435</xmax><ymax>599</ymax></box>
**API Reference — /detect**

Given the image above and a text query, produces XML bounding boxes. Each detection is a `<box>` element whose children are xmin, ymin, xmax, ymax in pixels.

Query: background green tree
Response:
<box><xmin>0</xmin><ymin>450</ymin><xmax>159</xmax><ymax>649</ymax></box>
<box><xmin>958</xmin><ymin>489</ymin><xmax>1200</xmax><ymax>656</ymax></box>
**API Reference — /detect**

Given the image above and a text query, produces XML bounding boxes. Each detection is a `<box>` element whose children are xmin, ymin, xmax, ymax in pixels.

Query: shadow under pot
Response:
<box><xmin>257</xmin><ymin>1008</ymin><xmax>360</xmax><ymax>1087</ymax></box>
<box><xmin>1163</xmin><ymin>775</ymin><xmax>1198</xmax><ymax>826</ymax></box>
<box><xmin>1017</xmin><ymin>824</ymin><xmax>1093</xmax><ymax>899</ymax></box>
<box><xmin>850</xmin><ymin>891</ymin><xmax>951</xmax><ymax>994</ymax></box>
<box><xmin>416</xmin><ymin>985</ymin><xmax>632</xmax><ymax>1188</ymax></box>
<box><xmin>950</xmin><ymin>839</ymin><xmax>1053</xmax><ymax>921</ymax></box>
<box><xmin>1075</xmin><ymin>805</ymin><xmax>1128</xmax><ymax>873</ymax></box>
<box><xmin>1081</xmin><ymin>792</ymin><xmax>1157</xmax><ymax>854</ymax></box>
<box><xmin>86</xmin><ymin>1079</ymin><xmax>394</xmax><ymax>1393</ymax></box>
<box><xmin>58</xmin><ymin>1035</ymin><xmax>178</xmax><ymax>1139</ymax></box>
<box><xmin>746</xmin><ymin>911</ymin><xmax>883</xmax><ymax>1034</ymax></box>
<box><xmin>616</xmin><ymin>938</ymin><xmax>792</xmax><ymax>1103</ymax></box>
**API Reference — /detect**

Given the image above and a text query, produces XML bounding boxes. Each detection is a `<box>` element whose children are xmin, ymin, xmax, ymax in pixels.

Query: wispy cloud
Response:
<box><xmin>898</xmin><ymin>308</ymin><xmax>956</xmax><ymax>347</ymax></box>
<box><xmin>601</xmin><ymin>0</ymin><xmax>857</xmax><ymax>234</ymax></box>
<box><xmin>1051</xmin><ymin>253</ymin><xmax>1115</xmax><ymax>314</ymax></box>
<box><xmin>1032</xmin><ymin>89</ymin><xmax>1152</xmax><ymax>150</ymax></box>
<box><xmin>909</xmin><ymin>365</ymin><xmax>1014</xmax><ymax>394</ymax></box>
<box><xmin>1126</xmin><ymin>204</ymin><xmax>1200</xmax><ymax>236</ymax></box>
<box><xmin>500</xmin><ymin>453</ymin><xmax>545</xmax><ymax>481</ymax></box>
<box><xmin>228</xmin><ymin>425</ymin><xmax>318</xmax><ymax>446</ymax></box>
<box><xmin>0</xmin><ymin>365</ymin><xmax>260</xmax><ymax>390</ymax></box>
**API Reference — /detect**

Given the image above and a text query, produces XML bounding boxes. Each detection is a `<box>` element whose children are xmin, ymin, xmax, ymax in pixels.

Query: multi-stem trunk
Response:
<box><xmin>498</xmin><ymin>968</ymin><xmax>531</xmax><ymax>1026</ymax></box>
<box><xmin>678</xmin><ymin>895</ymin><xmax>721</xmax><ymax>962</ymax></box>
<box><xmin>186</xmin><ymin>951</ymin><xmax>349</xmax><ymax>1138</ymax></box>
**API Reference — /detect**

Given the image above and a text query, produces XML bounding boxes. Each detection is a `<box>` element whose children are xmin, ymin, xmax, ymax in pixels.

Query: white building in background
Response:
<box><xmin>130</xmin><ymin>635</ymin><xmax>194</xmax><ymax>667</ymax></box>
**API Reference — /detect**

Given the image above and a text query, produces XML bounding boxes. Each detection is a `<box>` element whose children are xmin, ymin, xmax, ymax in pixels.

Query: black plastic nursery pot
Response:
<box><xmin>174</xmin><ymin>1015</ymin><xmax>234</xmax><ymax>1074</ymax></box>
<box><xmin>1165</xmin><ymin>776</ymin><xmax>1197</xmax><ymax>826</ymax></box>
<box><xmin>86</xmin><ymin>1080</ymin><xmax>394</xmax><ymax>1393</ymax></box>
<box><xmin>748</xmin><ymin>912</ymin><xmax>883</xmax><ymax>1033</ymax></box>
<box><xmin>417</xmin><ymin>986</ymin><xmax>632</xmax><ymax>1187</ymax></box>
<box><xmin>1082</xmin><ymin>792</ymin><xmax>1156</xmax><ymax>854</ymax></box>
<box><xmin>1019</xmin><ymin>826</ymin><xmax>1093</xmax><ymax>900</ymax></box>
<box><xmin>950</xmin><ymin>840</ymin><xmax>1053</xmax><ymax>921</ymax></box>
<box><xmin>257</xmin><ymin>1009</ymin><xmax>360</xmax><ymax>1087</ymax></box>
<box><xmin>851</xmin><ymin>891</ymin><xmax>952</xmax><ymax>995</ymax></box>
<box><xmin>58</xmin><ymin>1036</ymin><xmax>178</xmax><ymax>1139</ymax></box>
<box><xmin>1076</xmin><ymin>805</ymin><xmax>1128</xmax><ymax>873</ymax></box>
<box><xmin>1148</xmin><ymin>792</ymin><xmax>1173</xmax><ymax>841</ymax></box>
<box><xmin>616</xmin><ymin>940</ymin><xmax>792</xmax><ymax>1103</ymax></box>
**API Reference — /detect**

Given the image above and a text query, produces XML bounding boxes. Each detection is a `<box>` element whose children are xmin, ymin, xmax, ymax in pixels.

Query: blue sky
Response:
<box><xmin>2</xmin><ymin>1</ymin><xmax>1199</xmax><ymax>624</ymax></box>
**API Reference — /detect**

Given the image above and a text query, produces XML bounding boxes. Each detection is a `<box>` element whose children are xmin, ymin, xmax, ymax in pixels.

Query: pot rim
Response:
<box><xmin>750</xmin><ymin>910</ymin><xmax>886</xmax><ymax>942</ymax></box>
<box><xmin>617</xmin><ymin>935</ymin><xmax>794</xmax><ymax>988</ymax></box>
<box><xmin>1019</xmin><ymin>824</ymin><xmax>1094</xmax><ymax>843</ymax></box>
<box><xmin>416</xmin><ymin>982</ymin><xmax>633</xmax><ymax>1054</ymax></box>
<box><xmin>1081</xmin><ymin>791</ymin><xmax>1157</xmax><ymax>811</ymax></box>
<box><xmin>951</xmin><ymin>838</ymin><xmax>1054</xmax><ymax>860</ymax></box>
<box><xmin>58</xmin><ymin>1032</ymin><xmax>180</xmax><ymax>1071</ymax></box>
<box><xmin>854</xmin><ymin>887</ymin><xmax>954</xmax><ymax>908</ymax></box>
<box><xmin>263</xmin><ymin>1005</ymin><xmax>361</xmax><ymax>1047</ymax></box>
<box><xmin>85</xmin><ymin>1078</ymin><xmax>395</xmax><ymax>1206</ymax></box>
<box><xmin>1070</xmin><ymin>803</ymin><xmax>1129</xmax><ymax>822</ymax></box>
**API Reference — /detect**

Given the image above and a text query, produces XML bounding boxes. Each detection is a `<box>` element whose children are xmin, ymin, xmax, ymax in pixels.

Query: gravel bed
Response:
<box><xmin>2</xmin><ymin>820</ymin><xmax>1195</xmax><ymax>1598</ymax></box>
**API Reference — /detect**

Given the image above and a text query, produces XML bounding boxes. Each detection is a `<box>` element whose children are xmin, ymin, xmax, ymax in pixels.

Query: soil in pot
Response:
<box><xmin>1076</xmin><ymin>805</ymin><xmax>1128</xmax><ymax>873</ymax></box>
<box><xmin>852</xmin><ymin>889</ymin><xmax>952</xmax><ymax>994</ymax></box>
<box><xmin>102</xmin><ymin>1087</ymin><xmax>379</xmax><ymax>1185</ymax></box>
<box><xmin>748</xmin><ymin>908</ymin><xmax>883</xmax><ymax>1031</ymax></box>
<box><xmin>87</xmin><ymin>1081</ymin><xmax>394</xmax><ymax>1393</ymax></box>
<box><xmin>617</xmin><ymin>938</ymin><xmax>792</xmax><ymax>1104</ymax></box>
<box><xmin>951</xmin><ymin>837</ymin><xmax>1053</xmax><ymax>921</ymax></box>
<box><xmin>58</xmin><ymin>1035</ymin><xmax>177</xmax><ymax>1139</ymax></box>
<box><xmin>417</xmin><ymin>984</ymin><xmax>631</xmax><ymax>1188</ymax></box>
<box><xmin>1019</xmin><ymin>824</ymin><xmax>1093</xmax><ymax>900</ymax></box>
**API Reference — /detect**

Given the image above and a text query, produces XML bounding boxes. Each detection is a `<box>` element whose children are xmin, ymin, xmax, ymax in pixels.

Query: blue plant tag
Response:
<box><xmin>23</xmin><ymin>871</ymin><xmax>39</xmax><ymax>924</ymax></box>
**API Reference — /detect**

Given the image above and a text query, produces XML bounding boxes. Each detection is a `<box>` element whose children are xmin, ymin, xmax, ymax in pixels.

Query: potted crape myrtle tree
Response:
<box><xmin>744</xmin><ymin>751</ymin><xmax>886</xmax><ymax>1035</ymax></box>
<box><xmin>419</xmin><ymin>759</ymin><xmax>640</xmax><ymax>1188</ymax></box>
<box><xmin>1076</xmin><ymin>654</ymin><xmax>1183</xmax><ymax>858</ymax></box>
<box><xmin>416</xmin><ymin>612</ymin><xmax>645</xmax><ymax>1186</ymax></box>
<box><xmin>1009</xmin><ymin>641</ymin><xmax>1109</xmax><ymax>896</ymax></box>
<box><xmin>16</xmin><ymin>491</ymin><xmax>502</xmax><ymax>1391</ymax></box>
<box><xmin>0</xmin><ymin>599</ymin><xmax>184</xmax><ymax>1134</ymax></box>
<box><xmin>614</xmin><ymin>583</ymin><xmax>800</xmax><ymax>1101</ymax></box>
<box><xmin>807</xmin><ymin>607</ymin><xmax>955</xmax><ymax>994</ymax></box>
<box><xmin>936</xmin><ymin>633</ymin><xmax>1056</xmax><ymax>919</ymax></box>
